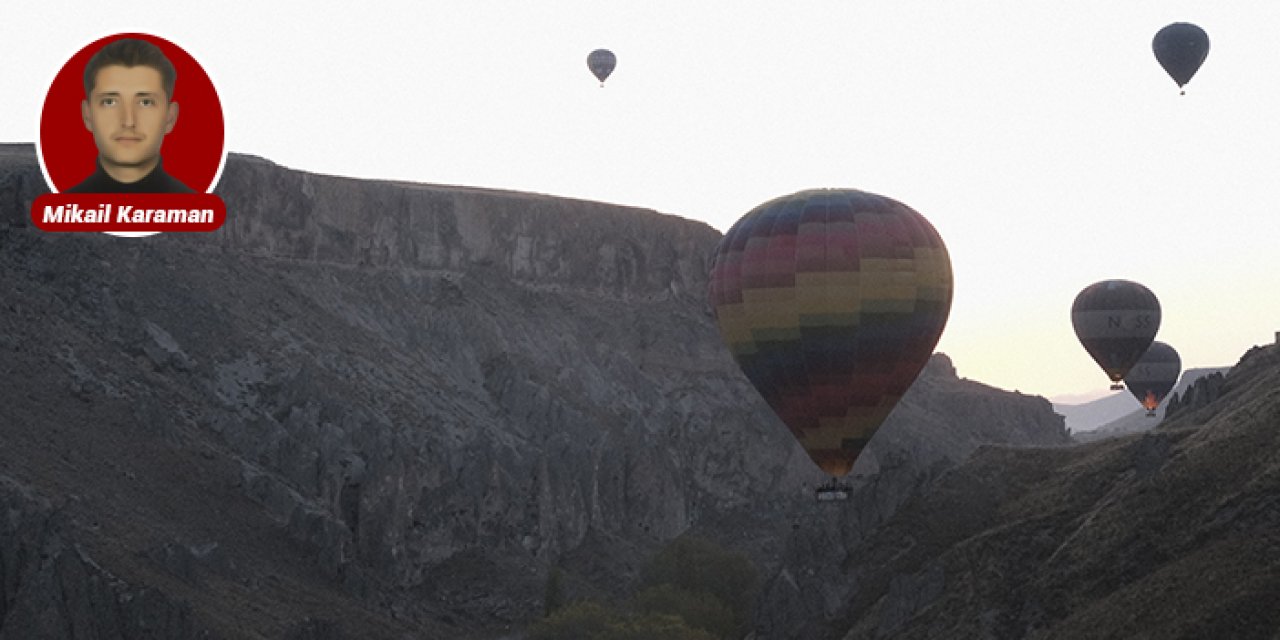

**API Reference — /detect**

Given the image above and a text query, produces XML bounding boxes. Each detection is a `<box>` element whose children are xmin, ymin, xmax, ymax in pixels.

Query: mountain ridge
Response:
<box><xmin>1062</xmin><ymin>366</ymin><xmax>1230</xmax><ymax>442</ymax></box>
<box><xmin>0</xmin><ymin>145</ymin><xmax>1071</xmax><ymax>639</ymax></box>
<box><xmin>830</xmin><ymin>343</ymin><xmax>1280</xmax><ymax>639</ymax></box>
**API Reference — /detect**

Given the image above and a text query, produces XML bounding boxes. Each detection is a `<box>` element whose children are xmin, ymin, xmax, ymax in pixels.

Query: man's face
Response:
<box><xmin>81</xmin><ymin>64</ymin><xmax>178</xmax><ymax>179</ymax></box>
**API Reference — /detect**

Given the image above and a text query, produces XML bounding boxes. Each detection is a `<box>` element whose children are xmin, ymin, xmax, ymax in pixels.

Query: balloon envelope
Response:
<box><xmin>1153</xmin><ymin>23</ymin><xmax>1209</xmax><ymax>90</ymax></box>
<box><xmin>708</xmin><ymin>189</ymin><xmax>952</xmax><ymax>477</ymax></box>
<box><xmin>587</xmin><ymin>49</ymin><xmax>616</xmax><ymax>85</ymax></box>
<box><xmin>1071</xmin><ymin>279</ymin><xmax>1161</xmax><ymax>389</ymax></box>
<box><xmin>1124</xmin><ymin>341</ymin><xmax>1182</xmax><ymax>413</ymax></box>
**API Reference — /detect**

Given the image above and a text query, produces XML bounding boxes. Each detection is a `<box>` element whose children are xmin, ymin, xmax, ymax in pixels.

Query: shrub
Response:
<box><xmin>634</xmin><ymin>583</ymin><xmax>736</xmax><ymax>639</ymax></box>
<box><xmin>544</xmin><ymin>567</ymin><xmax>566</xmax><ymax>617</ymax></box>
<box><xmin>640</xmin><ymin>536</ymin><xmax>759</xmax><ymax>634</ymax></box>
<box><xmin>528</xmin><ymin>601</ymin><xmax>716</xmax><ymax>640</ymax></box>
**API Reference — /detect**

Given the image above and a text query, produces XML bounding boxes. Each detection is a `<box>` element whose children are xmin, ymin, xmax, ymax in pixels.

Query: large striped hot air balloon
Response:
<box><xmin>1124</xmin><ymin>341</ymin><xmax>1181</xmax><ymax>416</ymax></box>
<box><xmin>708</xmin><ymin>188</ymin><xmax>953</xmax><ymax>479</ymax></box>
<box><xmin>1071</xmin><ymin>279</ymin><xmax>1161</xmax><ymax>391</ymax></box>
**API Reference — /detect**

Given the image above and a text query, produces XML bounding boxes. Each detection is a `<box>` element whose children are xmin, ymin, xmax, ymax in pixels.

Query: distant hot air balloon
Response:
<box><xmin>587</xmin><ymin>49</ymin><xmax>616</xmax><ymax>86</ymax></box>
<box><xmin>1071</xmin><ymin>280</ymin><xmax>1161</xmax><ymax>391</ymax></box>
<box><xmin>1124</xmin><ymin>341</ymin><xmax>1182</xmax><ymax>417</ymax></box>
<box><xmin>1153</xmin><ymin>23</ymin><xmax>1209</xmax><ymax>95</ymax></box>
<box><xmin>708</xmin><ymin>189</ymin><xmax>953</xmax><ymax>489</ymax></box>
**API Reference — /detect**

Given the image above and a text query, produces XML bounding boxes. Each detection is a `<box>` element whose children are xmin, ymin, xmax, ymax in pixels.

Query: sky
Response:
<box><xmin>4</xmin><ymin>1</ymin><xmax>1278</xmax><ymax>404</ymax></box>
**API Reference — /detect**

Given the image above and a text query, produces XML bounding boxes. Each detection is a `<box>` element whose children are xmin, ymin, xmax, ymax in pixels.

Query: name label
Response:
<box><xmin>31</xmin><ymin>193</ymin><xmax>227</xmax><ymax>233</ymax></box>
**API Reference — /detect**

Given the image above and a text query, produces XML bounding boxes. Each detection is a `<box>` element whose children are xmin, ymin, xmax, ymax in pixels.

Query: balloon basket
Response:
<box><xmin>815</xmin><ymin>479</ymin><xmax>852</xmax><ymax>502</ymax></box>
<box><xmin>1110</xmin><ymin>383</ymin><xmax>1125</xmax><ymax>391</ymax></box>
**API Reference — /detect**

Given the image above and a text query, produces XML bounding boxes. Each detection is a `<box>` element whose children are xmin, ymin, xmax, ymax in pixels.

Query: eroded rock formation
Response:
<box><xmin>0</xmin><ymin>145</ymin><xmax>1071</xmax><ymax>638</ymax></box>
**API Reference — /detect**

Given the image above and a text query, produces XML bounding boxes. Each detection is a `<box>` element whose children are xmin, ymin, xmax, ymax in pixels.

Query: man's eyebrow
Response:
<box><xmin>92</xmin><ymin>90</ymin><xmax>162</xmax><ymax>99</ymax></box>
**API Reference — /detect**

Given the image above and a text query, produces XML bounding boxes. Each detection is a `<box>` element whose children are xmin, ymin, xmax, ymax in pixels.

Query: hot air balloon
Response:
<box><xmin>1153</xmin><ymin>23</ymin><xmax>1209</xmax><ymax>95</ymax></box>
<box><xmin>1071</xmin><ymin>280</ymin><xmax>1160</xmax><ymax>391</ymax></box>
<box><xmin>708</xmin><ymin>189</ymin><xmax>953</xmax><ymax>495</ymax></box>
<box><xmin>1124</xmin><ymin>341</ymin><xmax>1181</xmax><ymax>417</ymax></box>
<box><xmin>587</xmin><ymin>49</ymin><xmax>616</xmax><ymax>86</ymax></box>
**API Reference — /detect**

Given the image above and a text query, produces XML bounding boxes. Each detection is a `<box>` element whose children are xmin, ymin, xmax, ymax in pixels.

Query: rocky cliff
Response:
<box><xmin>1163</xmin><ymin>370</ymin><xmax>1228</xmax><ymax>423</ymax></box>
<box><xmin>0</xmin><ymin>144</ymin><xmax>1069</xmax><ymax>639</ymax></box>
<box><xmin>1069</xmin><ymin>367</ymin><xmax>1230</xmax><ymax>444</ymax></box>
<box><xmin>741</xmin><ymin>353</ymin><xmax>1072</xmax><ymax>640</ymax></box>
<box><xmin>829</xmin><ymin>343</ymin><xmax>1280</xmax><ymax>639</ymax></box>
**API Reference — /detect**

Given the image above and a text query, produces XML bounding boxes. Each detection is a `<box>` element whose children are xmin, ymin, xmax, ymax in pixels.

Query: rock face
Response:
<box><xmin>1163</xmin><ymin>371</ymin><xmax>1226</xmax><ymax>422</ymax></box>
<box><xmin>828</xmin><ymin>343</ymin><xmax>1280</xmax><ymax>639</ymax></box>
<box><xmin>0</xmin><ymin>144</ymin><xmax>1069</xmax><ymax>638</ymax></box>
<box><xmin>0</xmin><ymin>476</ymin><xmax>210</xmax><ymax>639</ymax></box>
<box><xmin>744</xmin><ymin>354</ymin><xmax>1071</xmax><ymax>640</ymax></box>
<box><xmin>1069</xmin><ymin>367</ymin><xmax>1230</xmax><ymax>444</ymax></box>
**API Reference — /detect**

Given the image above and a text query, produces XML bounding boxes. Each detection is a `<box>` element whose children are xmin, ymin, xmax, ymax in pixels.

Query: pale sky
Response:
<box><xmin>4</xmin><ymin>1</ymin><xmax>1278</xmax><ymax>403</ymax></box>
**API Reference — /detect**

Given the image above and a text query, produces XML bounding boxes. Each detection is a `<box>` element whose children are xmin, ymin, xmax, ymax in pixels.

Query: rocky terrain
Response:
<box><xmin>1054</xmin><ymin>388</ymin><xmax>1146</xmax><ymax>435</ymax></box>
<box><xmin>0</xmin><ymin>144</ymin><xmax>1074</xmax><ymax>638</ymax></box>
<box><xmin>1067</xmin><ymin>367</ymin><xmax>1229</xmax><ymax>444</ymax></box>
<box><xmin>829</xmin><ymin>343</ymin><xmax>1280</xmax><ymax>639</ymax></box>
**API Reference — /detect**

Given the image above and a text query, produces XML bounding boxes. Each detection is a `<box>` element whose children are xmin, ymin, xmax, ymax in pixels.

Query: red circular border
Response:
<box><xmin>38</xmin><ymin>33</ymin><xmax>225</xmax><ymax>194</ymax></box>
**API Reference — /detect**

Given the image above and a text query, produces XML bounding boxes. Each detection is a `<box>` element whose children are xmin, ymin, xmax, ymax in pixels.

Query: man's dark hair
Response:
<box><xmin>83</xmin><ymin>38</ymin><xmax>177</xmax><ymax>100</ymax></box>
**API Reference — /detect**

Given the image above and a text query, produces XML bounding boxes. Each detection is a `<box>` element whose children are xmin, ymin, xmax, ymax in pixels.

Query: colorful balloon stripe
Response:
<box><xmin>710</xmin><ymin>189</ymin><xmax>953</xmax><ymax>477</ymax></box>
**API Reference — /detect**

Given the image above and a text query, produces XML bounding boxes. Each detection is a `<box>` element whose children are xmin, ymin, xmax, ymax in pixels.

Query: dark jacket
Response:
<box><xmin>66</xmin><ymin>158</ymin><xmax>195</xmax><ymax>194</ymax></box>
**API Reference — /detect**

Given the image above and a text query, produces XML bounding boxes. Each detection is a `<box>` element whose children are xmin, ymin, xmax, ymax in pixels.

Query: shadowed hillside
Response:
<box><xmin>830</xmin><ymin>343</ymin><xmax>1280</xmax><ymax>639</ymax></box>
<box><xmin>1</xmin><ymin>144</ymin><xmax>1069</xmax><ymax>638</ymax></box>
<box><xmin>1066</xmin><ymin>367</ymin><xmax>1230</xmax><ymax>443</ymax></box>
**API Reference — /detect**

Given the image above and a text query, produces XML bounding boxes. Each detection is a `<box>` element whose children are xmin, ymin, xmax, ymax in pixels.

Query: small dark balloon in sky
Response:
<box><xmin>1153</xmin><ymin>22</ymin><xmax>1209</xmax><ymax>94</ymax></box>
<box><xmin>587</xmin><ymin>49</ymin><xmax>616</xmax><ymax>86</ymax></box>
